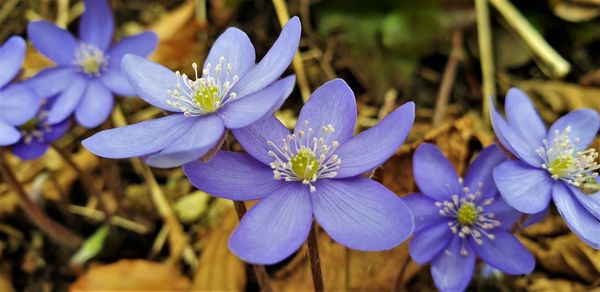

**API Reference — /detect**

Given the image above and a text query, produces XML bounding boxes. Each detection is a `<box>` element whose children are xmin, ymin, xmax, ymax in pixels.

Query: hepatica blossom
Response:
<box><xmin>405</xmin><ymin>143</ymin><xmax>534</xmax><ymax>291</ymax></box>
<box><xmin>83</xmin><ymin>17</ymin><xmax>301</xmax><ymax>168</ymax></box>
<box><xmin>27</xmin><ymin>0</ymin><xmax>158</xmax><ymax>128</ymax></box>
<box><xmin>490</xmin><ymin>88</ymin><xmax>600</xmax><ymax>248</ymax></box>
<box><xmin>183</xmin><ymin>79</ymin><xmax>415</xmax><ymax>264</ymax></box>
<box><xmin>0</xmin><ymin>36</ymin><xmax>40</xmax><ymax>146</ymax></box>
<box><xmin>12</xmin><ymin>97</ymin><xmax>71</xmax><ymax>160</ymax></box>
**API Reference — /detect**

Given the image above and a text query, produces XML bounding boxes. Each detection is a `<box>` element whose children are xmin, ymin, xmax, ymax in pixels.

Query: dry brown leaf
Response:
<box><xmin>149</xmin><ymin>0</ymin><xmax>204</xmax><ymax>68</ymax></box>
<box><xmin>514</xmin><ymin>273</ymin><xmax>588</xmax><ymax>292</ymax></box>
<box><xmin>516</xmin><ymin>80</ymin><xmax>600</xmax><ymax>121</ymax></box>
<box><xmin>193</xmin><ymin>210</ymin><xmax>246</xmax><ymax>291</ymax></box>
<box><xmin>69</xmin><ymin>260</ymin><xmax>191</xmax><ymax>291</ymax></box>
<box><xmin>519</xmin><ymin>232</ymin><xmax>600</xmax><ymax>283</ymax></box>
<box><xmin>382</xmin><ymin>112</ymin><xmax>492</xmax><ymax>194</ymax></box>
<box><xmin>269</xmin><ymin>226</ymin><xmax>420</xmax><ymax>291</ymax></box>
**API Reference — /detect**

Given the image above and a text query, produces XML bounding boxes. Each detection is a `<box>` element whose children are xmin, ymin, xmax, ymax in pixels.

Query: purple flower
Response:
<box><xmin>490</xmin><ymin>88</ymin><xmax>600</xmax><ymax>249</ymax></box>
<box><xmin>405</xmin><ymin>143</ymin><xmax>534</xmax><ymax>291</ymax></box>
<box><xmin>12</xmin><ymin>97</ymin><xmax>71</xmax><ymax>160</ymax></box>
<box><xmin>183</xmin><ymin>79</ymin><xmax>415</xmax><ymax>264</ymax></box>
<box><xmin>27</xmin><ymin>0</ymin><xmax>158</xmax><ymax>128</ymax></box>
<box><xmin>82</xmin><ymin>17</ymin><xmax>301</xmax><ymax>168</ymax></box>
<box><xmin>0</xmin><ymin>36</ymin><xmax>40</xmax><ymax>146</ymax></box>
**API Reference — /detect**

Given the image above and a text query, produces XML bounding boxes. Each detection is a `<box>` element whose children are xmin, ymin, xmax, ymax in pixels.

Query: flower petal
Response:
<box><xmin>463</xmin><ymin>145</ymin><xmax>507</xmax><ymax>201</ymax></box>
<box><xmin>471</xmin><ymin>229</ymin><xmax>535</xmax><ymax>275</ymax></box>
<box><xmin>218</xmin><ymin>75</ymin><xmax>295</xmax><ymax>129</ymax></box>
<box><xmin>82</xmin><ymin>114</ymin><xmax>196</xmax><ymax>158</ymax></box>
<box><xmin>431</xmin><ymin>236</ymin><xmax>475</xmax><ymax>292</ymax></box>
<box><xmin>12</xmin><ymin>139</ymin><xmax>49</xmax><ymax>160</ymax></box>
<box><xmin>232</xmin><ymin>17</ymin><xmax>300</xmax><ymax>97</ymax></box>
<box><xmin>145</xmin><ymin>115</ymin><xmax>224</xmax><ymax>168</ymax></box>
<box><xmin>47</xmin><ymin>75</ymin><xmax>88</xmax><ymax>124</ymax></box>
<box><xmin>26</xmin><ymin>67</ymin><xmax>78</xmax><ymax>98</ymax></box>
<box><xmin>295</xmin><ymin>79</ymin><xmax>357</xmax><ymax>145</ymax></box>
<box><xmin>493</xmin><ymin>160</ymin><xmax>553</xmax><ymax>214</ymax></box>
<box><xmin>0</xmin><ymin>83</ymin><xmax>39</xmax><ymax>126</ymax></box>
<box><xmin>27</xmin><ymin>20</ymin><xmax>78</xmax><ymax>65</ymax></box>
<box><xmin>100</xmin><ymin>68</ymin><xmax>135</xmax><ymax>96</ymax></box>
<box><xmin>0</xmin><ymin>36</ymin><xmax>26</xmax><ymax>88</ymax></box>
<box><xmin>75</xmin><ymin>80</ymin><xmax>114</xmax><ymax>128</ymax></box>
<box><xmin>413</xmin><ymin>143</ymin><xmax>461</xmax><ymax>201</ymax></box>
<box><xmin>568</xmin><ymin>184</ymin><xmax>600</xmax><ymax>219</ymax></box>
<box><xmin>548</xmin><ymin>109</ymin><xmax>600</xmax><ymax>150</ymax></box>
<box><xmin>489</xmin><ymin>98</ymin><xmax>543</xmax><ymax>167</ymax></box>
<box><xmin>0</xmin><ymin>121</ymin><xmax>20</xmax><ymax>146</ymax></box>
<box><xmin>44</xmin><ymin>119</ymin><xmax>71</xmax><ymax>142</ymax></box>
<box><xmin>553</xmin><ymin>182</ymin><xmax>600</xmax><ymax>249</ymax></box>
<box><xmin>311</xmin><ymin>177</ymin><xmax>413</xmax><ymax>250</ymax></box>
<box><xmin>79</xmin><ymin>0</ymin><xmax>114</xmax><ymax>51</ymax></box>
<box><xmin>121</xmin><ymin>54</ymin><xmax>180</xmax><ymax>112</ymax></box>
<box><xmin>403</xmin><ymin>193</ymin><xmax>446</xmax><ymax>232</ymax></box>
<box><xmin>505</xmin><ymin>88</ymin><xmax>546</xmax><ymax>150</ymax></box>
<box><xmin>409</xmin><ymin>222</ymin><xmax>452</xmax><ymax>264</ymax></box>
<box><xmin>203</xmin><ymin>28</ymin><xmax>255</xmax><ymax>82</ymax></box>
<box><xmin>484</xmin><ymin>197</ymin><xmax>521</xmax><ymax>230</ymax></box>
<box><xmin>229</xmin><ymin>183</ymin><xmax>312</xmax><ymax>264</ymax></box>
<box><xmin>336</xmin><ymin>102</ymin><xmax>414</xmax><ymax>178</ymax></box>
<box><xmin>108</xmin><ymin>31</ymin><xmax>158</xmax><ymax>68</ymax></box>
<box><xmin>231</xmin><ymin>115</ymin><xmax>290</xmax><ymax>165</ymax></box>
<box><xmin>183</xmin><ymin>151</ymin><xmax>283</xmax><ymax>201</ymax></box>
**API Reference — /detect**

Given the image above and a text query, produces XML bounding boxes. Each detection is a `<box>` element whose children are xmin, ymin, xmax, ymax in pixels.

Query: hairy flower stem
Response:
<box><xmin>51</xmin><ymin>143</ymin><xmax>111</xmax><ymax>215</ymax></box>
<box><xmin>307</xmin><ymin>222</ymin><xmax>324</xmax><ymax>292</ymax></box>
<box><xmin>511</xmin><ymin>213</ymin><xmax>530</xmax><ymax>233</ymax></box>
<box><xmin>393</xmin><ymin>254</ymin><xmax>412</xmax><ymax>291</ymax></box>
<box><xmin>0</xmin><ymin>149</ymin><xmax>83</xmax><ymax>248</ymax></box>
<box><xmin>232</xmin><ymin>201</ymin><xmax>273</xmax><ymax>292</ymax></box>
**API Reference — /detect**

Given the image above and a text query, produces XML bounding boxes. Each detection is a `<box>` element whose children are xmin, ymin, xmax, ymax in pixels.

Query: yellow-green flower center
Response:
<box><xmin>20</xmin><ymin>118</ymin><xmax>38</xmax><ymax>132</ymax></box>
<box><xmin>548</xmin><ymin>155</ymin><xmax>572</xmax><ymax>178</ymax></box>
<box><xmin>457</xmin><ymin>203</ymin><xmax>478</xmax><ymax>226</ymax></box>
<box><xmin>290</xmin><ymin>148</ymin><xmax>319</xmax><ymax>180</ymax></box>
<box><xmin>194</xmin><ymin>85</ymin><xmax>220</xmax><ymax>113</ymax></box>
<box><xmin>81</xmin><ymin>57</ymin><xmax>102</xmax><ymax>75</ymax></box>
<box><xmin>74</xmin><ymin>43</ymin><xmax>107</xmax><ymax>76</ymax></box>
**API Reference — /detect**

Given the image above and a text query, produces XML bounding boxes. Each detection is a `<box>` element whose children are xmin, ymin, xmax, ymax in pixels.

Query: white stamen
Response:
<box><xmin>166</xmin><ymin>56</ymin><xmax>239</xmax><ymax>117</ymax></box>
<box><xmin>536</xmin><ymin>126</ymin><xmax>599</xmax><ymax>187</ymax></box>
<box><xmin>267</xmin><ymin>120</ymin><xmax>342</xmax><ymax>192</ymax></box>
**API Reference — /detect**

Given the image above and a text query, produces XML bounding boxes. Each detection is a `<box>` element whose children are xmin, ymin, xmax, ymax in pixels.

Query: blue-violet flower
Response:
<box><xmin>27</xmin><ymin>0</ymin><xmax>158</xmax><ymax>128</ymax></box>
<box><xmin>0</xmin><ymin>36</ymin><xmax>40</xmax><ymax>146</ymax></box>
<box><xmin>405</xmin><ymin>143</ymin><xmax>535</xmax><ymax>291</ymax></box>
<box><xmin>183</xmin><ymin>79</ymin><xmax>415</xmax><ymax>264</ymax></box>
<box><xmin>82</xmin><ymin>17</ymin><xmax>301</xmax><ymax>168</ymax></box>
<box><xmin>12</xmin><ymin>97</ymin><xmax>71</xmax><ymax>160</ymax></box>
<box><xmin>490</xmin><ymin>88</ymin><xmax>600</xmax><ymax>249</ymax></box>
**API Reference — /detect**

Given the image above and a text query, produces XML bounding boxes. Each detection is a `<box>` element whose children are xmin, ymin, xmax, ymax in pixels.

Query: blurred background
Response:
<box><xmin>1</xmin><ymin>0</ymin><xmax>600</xmax><ymax>290</ymax></box>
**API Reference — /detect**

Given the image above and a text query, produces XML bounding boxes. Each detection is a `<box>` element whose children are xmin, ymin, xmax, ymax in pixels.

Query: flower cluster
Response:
<box><xmin>490</xmin><ymin>89</ymin><xmax>600</xmax><ymax>248</ymax></box>
<box><xmin>27</xmin><ymin>0</ymin><xmax>157</xmax><ymax>128</ymax></box>
<box><xmin>3</xmin><ymin>1</ymin><xmax>600</xmax><ymax>291</ymax></box>
<box><xmin>184</xmin><ymin>79</ymin><xmax>415</xmax><ymax>263</ymax></box>
<box><xmin>83</xmin><ymin>17</ymin><xmax>301</xmax><ymax>168</ymax></box>
<box><xmin>405</xmin><ymin>144</ymin><xmax>535</xmax><ymax>291</ymax></box>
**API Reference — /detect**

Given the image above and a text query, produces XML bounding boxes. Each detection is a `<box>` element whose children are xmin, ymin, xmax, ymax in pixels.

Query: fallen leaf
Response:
<box><xmin>70</xmin><ymin>260</ymin><xmax>191</xmax><ymax>290</ymax></box>
<box><xmin>193</xmin><ymin>210</ymin><xmax>246</xmax><ymax>291</ymax></box>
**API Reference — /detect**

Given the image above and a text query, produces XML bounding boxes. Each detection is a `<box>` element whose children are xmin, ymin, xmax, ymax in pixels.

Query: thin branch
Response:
<box><xmin>271</xmin><ymin>0</ymin><xmax>312</xmax><ymax>102</ymax></box>
<box><xmin>0</xmin><ymin>149</ymin><xmax>83</xmax><ymax>248</ymax></box>
<box><xmin>111</xmin><ymin>105</ymin><xmax>197</xmax><ymax>268</ymax></box>
<box><xmin>475</xmin><ymin>0</ymin><xmax>496</xmax><ymax>127</ymax></box>
<box><xmin>433</xmin><ymin>31</ymin><xmax>463</xmax><ymax>128</ymax></box>
<box><xmin>51</xmin><ymin>143</ymin><xmax>110</xmax><ymax>215</ymax></box>
<box><xmin>488</xmin><ymin>0</ymin><xmax>570</xmax><ymax>78</ymax></box>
